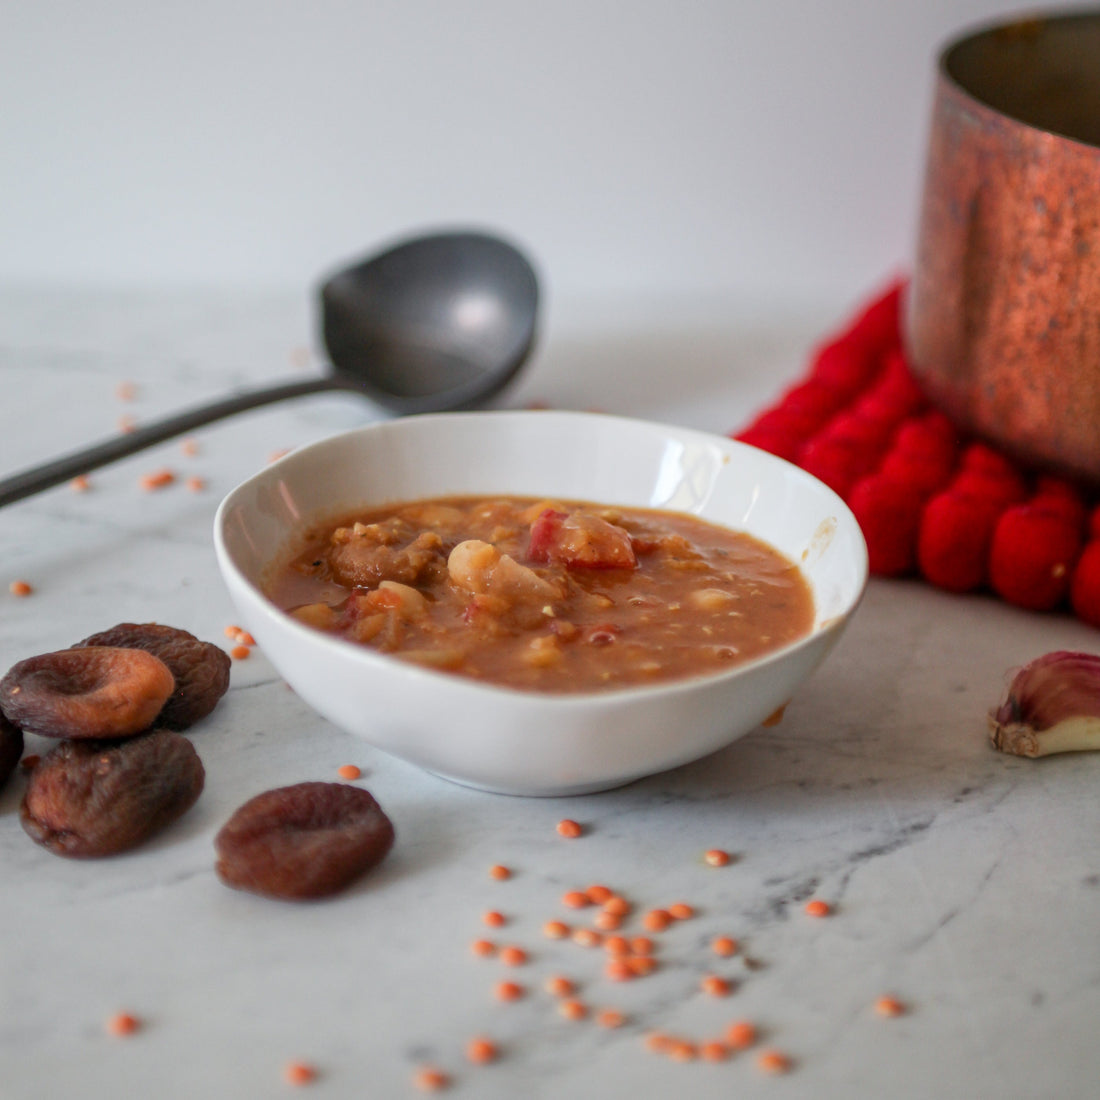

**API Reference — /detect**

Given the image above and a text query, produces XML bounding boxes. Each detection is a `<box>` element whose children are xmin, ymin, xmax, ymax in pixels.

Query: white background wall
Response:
<box><xmin>1</xmin><ymin>1</ymin><xmax>1053</xmax><ymax>314</ymax></box>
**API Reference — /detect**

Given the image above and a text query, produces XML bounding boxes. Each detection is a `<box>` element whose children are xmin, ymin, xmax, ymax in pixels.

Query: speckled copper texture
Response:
<box><xmin>906</xmin><ymin>12</ymin><xmax>1100</xmax><ymax>485</ymax></box>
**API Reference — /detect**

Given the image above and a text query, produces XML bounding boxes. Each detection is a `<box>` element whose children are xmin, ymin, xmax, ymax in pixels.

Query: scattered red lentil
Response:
<box><xmin>701</xmin><ymin>975</ymin><xmax>732</xmax><ymax>997</ymax></box>
<box><xmin>668</xmin><ymin>902</ymin><xmax>695</xmax><ymax>920</ymax></box>
<box><xmin>138</xmin><ymin>468</ymin><xmax>175</xmax><ymax>491</ymax></box>
<box><xmin>604</xmin><ymin>958</ymin><xmax>635</xmax><ymax>982</ymax></box>
<box><xmin>224</xmin><ymin>624</ymin><xmax>242</xmax><ymax>638</ymax></box>
<box><xmin>585</xmin><ymin>884</ymin><xmax>613</xmax><ymax>904</ymax></box>
<box><xmin>230</xmin><ymin>645</ymin><xmax>251</xmax><ymax>660</ymax></box>
<box><xmin>627</xmin><ymin>956</ymin><xmax>657</xmax><ymax>977</ymax></box>
<box><xmin>70</xmin><ymin>475</ymin><xmax>91</xmax><ymax>492</ymax></box>
<box><xmin>756</xmin><ymin>1049</ymin><xmax>792</xmax><ymax>1075</ymax></box>
<box><xmin>725</xmin><ymin>1021</ymin><xmax>758</xmax><ymax>1049</ymax></box>
<box><xmin>412</xmin><ymin>1066</ymin><xmax>450</xmax><ymax>1092</ymax></box>
<box><xmin>115</xmin><ymin>381</ymin><xmax>137</xmax><ymax>401</ymax></box>
<box><xmin>596</xmin><ymin>1008</ymin><xmax>626</xmax><ymax>1029</ymax></box>
<box><xmin>543</xmin><ymin>920</ymin><xmax>570</xmax><ymax>940</ymax></box>
<box><xmin>283</xmin><ymin>1061</ymin><xmax>317</xmax><ymax>1086</ymax></box>
<box><xmin>603</xmin><ymin>935</ymin><xmax>630</xmax><ymax>957</ymax></box>
<box><xmin>558</xmin><ymin>999</ymin><xmax>588</xmax><ymax>1021</ymax></box>
<box><xmin>572</xmin><ymin>928</ymin><xmax>602</xmax><ymax>948</ymax></box>
<box><xmin>498</xmin><ymin>946</ymin><xmax>528</xmax><ymax>967</ymax></box>
<box><xmin>593</xmin><ymin>910</ymin><xmax>622</xmax><ymax>931</ymax></box>
<box><xmin>642</xmin><ymin>909</ymin><xmax>672</xmax><ymax>932</ymax></box>
<box><xmin>105</xmin><ymin>1012</ymin><xmax>140</xmax><ymax>1037</ymax></box>
<box><xmin>470</xmin><ymin>939</ymin><xmax>496</xmax><ymax>957</ymax></box>
<box><xmin>493</xmin><ymin>981</ymin><xmax>524</xmax><ymax>1002</ymax></box>
<box><xmin>703</xmin><ymin>849</ymin><xmax>731</xmax><ymax>867</ymax></box>
<box><xmin>668</xmin><ymin>1041</ymin><xmax>698</xmax><ymax>1063</ymax></box>
<box><xmin>875</xmin><ymin>995</ymin><xmax>906</xmax><ymax>1018</ymax></box>
<box><xmin>236</xmin><ymin>631</ymin><xmax>256</xmax><ymax>647</ymax></box>
<box><xmin>9</xmin><ymin>580</ymin><xmax>32</xmax><ymax>597</ymax></box>
<box><xmin>556</xmin><ymin>818</ymin><xmax>583</xmax><ymax>838</ymax></box>
<box><xmin>488</xmin><ymin>863</ymin><xmax>511</xmax><ymax>880</ymax></box>
<box><xmin>465</xmin><ymin>1037</ymin><xmax>498</xmax><ymax>1064</ymax></box>
<box><xmin>645</xmin><ymin>1032</ymin><xmax>674</xmax><ymax>1054</ymax></box>
<box><xmin>482</xmin><ymin>910</ymin><xmax>506</xmax><ymax>928</ymax></box>
<box><xmin>711</xmin><ymin>936</ymin><xmax>739</xmax><ymax>958</ymax></box>
<box><xmin>544</xmin><ymin>975</ymin><xmax>575</xmax><ymax>997</ymax></box>
<box><xmin>185</xmin><ymin>476</ymin><xmax>206</xmax><ymax>493</ymax></box>
<box><xmin>562</xmin><ymin>890</ymin><xmax>590</xmax><ymax>909</ymax></box>
<box><xmin>602</xmin><ymin>896</ymin><xmax>631</xmax><ymax>917</ymax></box>
<box><xmin>700</xmin><ymin>1041</ymin><xmax>730</xmax><ymax>1062</ymax></box>
<box><xmin>336</xmin><ymin>764</ymin><xmax>361</xmax><ymax>781</ymax></box>
<box><xmin>117</xmin><ymin>414</ymin><xmax>137</xmax><ymax>433</ymax></box>
<box><xmin>804</xmin><ymin>899</ymin><xmax>832</xmax><ymax>918</ymax></box>
<box><xmin>630</xmin><ymin>936</ymin><xmax>655</xmax><ymax>956</ymax></box>
<box><xmin>180</xmin><ymin>437</ymin><xmax>200</xmax><ymax>456</ymax></box>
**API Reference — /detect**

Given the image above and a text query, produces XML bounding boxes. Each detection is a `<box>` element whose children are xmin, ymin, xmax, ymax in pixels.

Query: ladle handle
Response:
<box><xmin>0</xmin><ymin>375</ymin><xmax>349</xmax><ymax>508</ymax></box>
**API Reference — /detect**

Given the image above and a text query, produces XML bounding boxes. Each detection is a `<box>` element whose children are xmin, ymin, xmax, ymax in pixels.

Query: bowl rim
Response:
<box><xmin>213</xmin><ymin>409</ymin><xmax>868</xmax><ymax>707</ymax></box>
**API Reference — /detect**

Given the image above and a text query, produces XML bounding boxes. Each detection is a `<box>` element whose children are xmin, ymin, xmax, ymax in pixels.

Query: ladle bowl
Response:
<box><xmin>0</xmin><ymin>228</ymin><xmax>539</xmax><ymax>507</ymax></box>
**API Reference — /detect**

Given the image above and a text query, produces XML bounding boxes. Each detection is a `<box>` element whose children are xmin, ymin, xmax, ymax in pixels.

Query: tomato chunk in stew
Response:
<box><xmin>265</xmin><ymin>496</ymin><xmax>814</xmax><ymax>693</ymax></box>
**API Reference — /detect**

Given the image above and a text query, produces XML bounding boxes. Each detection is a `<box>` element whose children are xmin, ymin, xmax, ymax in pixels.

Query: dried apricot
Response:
<box><xmin>21</xmin><ymin>730</ymin><xmax>204</xmax><ymax>857</ymax></box>
<box><xmin>0</xmin><ymin>710</ymin><xmax>22</xmax><ymax>792</ymax></box>
<box><xmin>214</xmin><ymin>782</ymin><xmax>394</xmax><ymax>900</ymax></box>
<box><xmin>0</xmin><ymin>647</ymin><xmax>174</xmax><ymax>739</ymax></box>
<box><xmin>76</xmin><ymin>623</ymin><xmax>231</xmax><ymax>730</ymax></box>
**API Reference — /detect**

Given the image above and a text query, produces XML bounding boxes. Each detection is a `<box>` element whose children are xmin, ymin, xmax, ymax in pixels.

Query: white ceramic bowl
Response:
<box><xmin>214</xmin><ymin>411</ymin><xmax>867</xmax><ymax>796</ymax></box>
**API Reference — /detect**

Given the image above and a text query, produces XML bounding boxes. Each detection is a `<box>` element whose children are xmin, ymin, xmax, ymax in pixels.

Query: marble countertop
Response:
<box><xmin>2</xmin><ymin>287</ymin><xmax>1098</xmax><ymax>1100</ymax></box>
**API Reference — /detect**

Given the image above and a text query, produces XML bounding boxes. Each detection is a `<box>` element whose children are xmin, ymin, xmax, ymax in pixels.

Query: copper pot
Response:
<box><xmin>906</xmin><ymin>11</ymin><xmax>1100</xmax><ymax>485</ymax></box>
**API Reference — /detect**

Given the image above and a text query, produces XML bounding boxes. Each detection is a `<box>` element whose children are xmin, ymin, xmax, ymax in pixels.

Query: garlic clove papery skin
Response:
<box><xmin>989</xmin><ymin>650</ymin><xmax>1100</xmax><ymax>757</ymax></box>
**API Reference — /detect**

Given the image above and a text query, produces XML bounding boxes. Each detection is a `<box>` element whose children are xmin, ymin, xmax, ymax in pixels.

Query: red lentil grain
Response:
<box><xmin>701</xmin><ymin>1041</ymin><xmax>730</xmax><ymax>1063</ymax></box>
<box><xmin>593</xmin><ymin>910</ymin><xmax>622</xmax><ymax>931</ymax></box>
<box><xmin>562</xmin><ymin>890</ymin><xmax>590</xmax><ymax>909</ymax></box>
<box><xmin>482</xmin><ymin>910</ymin><xmax>505</xmax><ymax>928</ymax></box>
<box><xmin>105</xmin><ymin>1012</ymin><xmax>140</xmax><ymax>1037</ymax></box>
<box><xmin>180</xmin><ymin>438</ymin><xmax>199</xmax><ymax>456</ymax></box>
<box><xmin>875</xmin><ymin>995</ymin><xmax>906</xmax><ymax>1018</ymax></box>
<box><xmin>756</xmin><ymin>1049</ymin><xmax>792</xmax><ymax>1075</ymax></box>
<box><xmin>627</xmin><ymin>956</ymin><xmax>657</xmax><ymax>977</ymax></box>
<box><xmin>556</xmin><ymin>818</ymin><xmax>583</xmax><ymax>838</ymax></box>
<box><xmin>711</xmin><ymin>936</ymin><xmax>739</xmax><ymax>957</ymax></box>
<box><xmin>488</xmin><ymin>865</ymin><xmax>511</xmax><ymax>881</ymax></box>
<box><xmin>499</xmin><ymin>946</ymin><xmax>528</xmax><ymax>967</ymax></box>
<box><xmin>704</xmin><ymin>849</ymin><xmax>731</xmax><ymax>867</ymax></box>
<box><xmin>804</xmin><ymin>899</ymin><xmax>832</xmax><ymax>918</ymax></box>
<box><xmin>230</xmin><ymin>645</ymin><xmax>251</xmax><ymax>660</ymax></box>
<box><xmin>602</xmin><ymin>896</ymin><xmax>631</xmax><ymax>917</ymax></box>
<box><xmin>465</xmin><ymin>1037</ymin><xmax>498</xmax><ymax>1064</ymax></box>
<box><xmin>669</xmin><ymin>1041</ymin><xmax>698</xmax><ymax>1063</ymax></box>
<box><xmin>701</xmin><ymin>975</ymin><xmax>732</xmax><ymax>997</ymax></box>
<box><xmin>596</xmin><ymin>1008</ymin><xmax>626</xmax><ymax>1029</ymax></box>
<box><xmin>605</xmin><ymin>958</ymin><xmax>635</xmax><ymax>982</ymax></box>
<box><xmin>603</xmin><ymin>935</ymin><xmax>630</xmax><ymax>957</ymax></box>
<box><xmin>236</xmin><ymin>631</ymin><xmax>256</xmax><ymax>647</ymax></box>
<box><xmin>185</xmin><ymin>476</ymin><xmax>206</xmax><ymax>493</ymax></box>
<box><xmin>725</xmin><ymin>1021</ymin><xmax>758</xmax><ymax>1049</ymax></box>
<box><xmin>543</xmin><ymin>920</ymin><xmax>570</xmax><ymax>940</ymax></box>
<box><xmin>470</xmin><ymin>939</ymin><xmax>496</xmax><ymax>957</ymax></box>
<box><xmin>336</xmin><ymin>764</ymin><xmax>361</xmax><ymax>780</ymax></box>
<box><xmin>645</xmin><ymin>1032</ymin><xmax>674</xmax><ymax>1054</ymax></box>
<box><xmin>117</xmin><ymin>414</ymin><xmax>137</xmax><ymax>433</ymax></box>
<box><xmin>9</xmin><ymin>580</ymin><xmax>32</xmax><ymax>597</ymax></box>
<box><xmin>115</xmin><ymin>381</ymin><xmax>137</xmax><ymax>401</ymax></box>
<box><xmin>412</xmin><ymin>1067</ymin><xmax>450</xmax><ymax>1092</ymax></box>
<box><xmin>494</xmin><ymin>981</ymin><xmax>524</xmax><ymax>1002</ymax></box>
<box><xmin>283</xmin><ymin>1061</ymin><xmax>317</xmax><ymax>1086</ymax></box>
<box><xmin>224</xmin><ymin>624</ymin><xmax>243</xmax><ymax>638</ymax></box>
<box><xmin>544</xmin><ymin>975</ymin><xmax>575</xmax><ymax>997</ymax></box>
<box><xmin>630</xmin><ymin>936</ymin><xmax>655</xmax><ymax>956</ymax></box>
<box><xmin>642</xmin><ymin>909</ymin><xmax>672</xmax><ymax>932</ymax></box>
<box><xmin>572</xmin><ymin>928</ymin><xmax>602</xmax><ymax>948</ymax></box>
<box><xmin>585</xmin><ymin>884</ymin><xmax>613</xmax><ymax>904</ymax></box>
<box><xmin>70</xmin><ymin>475</ymin><xmax>91</xmax><ymax>492</ymax></box>
<box><xmin>668</xmin><ymin>902</ymin><xmax>694</xmax><ymax>920</ymax></box>
<box><xmin>559</xmin><ymin>999</ymin><xmax>588</xmax><ymax>1021</ymax></box>
<box><xmin>139</xmin><ymin>468</ymin><xmax>175</xmax><ymax>491</ymax></box>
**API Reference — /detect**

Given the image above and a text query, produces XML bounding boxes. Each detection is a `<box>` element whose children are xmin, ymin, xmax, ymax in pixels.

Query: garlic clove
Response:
<box><xmin>989</xmin><ymin>650</ymin><xmax>1100</xmax><ymax>757</ymax></box>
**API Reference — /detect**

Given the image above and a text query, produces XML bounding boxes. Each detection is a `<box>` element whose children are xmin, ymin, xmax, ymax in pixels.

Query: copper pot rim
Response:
<box><xmin>935</xmin><ymin>7</ymin><xmax>1100</xmax><ymax>155</ymax></box>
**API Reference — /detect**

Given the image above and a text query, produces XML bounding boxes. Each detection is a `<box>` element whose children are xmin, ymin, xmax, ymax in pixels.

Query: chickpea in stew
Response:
<box><xmin>265</xmin><ymin>496</ymin><xmax>814</xmax><ymax>693</ymax></box>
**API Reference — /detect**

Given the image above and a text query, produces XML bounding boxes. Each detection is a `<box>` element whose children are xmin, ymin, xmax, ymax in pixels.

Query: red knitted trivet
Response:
<box><xmin>731</xmin><ymin>280</ymin><xmax>1100</xmax><ymax>627</ymax></box>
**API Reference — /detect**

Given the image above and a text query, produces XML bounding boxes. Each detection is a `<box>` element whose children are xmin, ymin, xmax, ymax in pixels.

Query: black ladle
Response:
<box><xmin>0</xmin><ymin>229</ymin><xmax>540</xmax><ymax>508</ymax></box>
